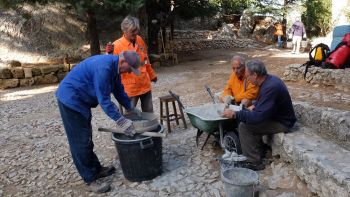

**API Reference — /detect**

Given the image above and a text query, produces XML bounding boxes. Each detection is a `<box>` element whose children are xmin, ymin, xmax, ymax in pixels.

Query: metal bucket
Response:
<box><xmin>221</xmin><ymin>168</ymin><xmax>259</xmax><ymax>197</ymax></box>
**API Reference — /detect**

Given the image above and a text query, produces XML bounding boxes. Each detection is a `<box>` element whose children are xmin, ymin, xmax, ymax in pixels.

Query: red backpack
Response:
<box><xmin>325</xmin><ymin>33</ymin><xmax>350</xmax><ymax>69</ymax></box>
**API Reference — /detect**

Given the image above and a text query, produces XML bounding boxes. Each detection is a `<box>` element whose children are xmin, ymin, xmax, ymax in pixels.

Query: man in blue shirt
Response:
<box><xmin>222</xmin><ymin>60</ymin><xmax>296</xmax><ymax>171</ymax></box>
<box><xmin>56</xmin><ymin>51</ymin><xmax>141</xmax><ymax>193</ymax></box>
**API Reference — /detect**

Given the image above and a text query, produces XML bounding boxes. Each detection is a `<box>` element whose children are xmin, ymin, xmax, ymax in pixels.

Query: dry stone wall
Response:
<box><xmin>0</xmin><ymin>63</ymin><xmax>76</xmax><ymax>89</ymax></box>
<box><xmin>283</xmin><ymin>64</ymin><xmax>350</xmax><ymax>92</ymax></box>
<box><xmin>171</xmin><ymin>30</ymin><xmax>259</xmax><ymax>52</ymax></box>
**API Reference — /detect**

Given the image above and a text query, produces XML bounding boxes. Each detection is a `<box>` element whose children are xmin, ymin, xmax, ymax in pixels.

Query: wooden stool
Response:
<box><xmin>159</xmin><ymin>94</ymin><xmax>187</xmax><ymax>133</ymax></box>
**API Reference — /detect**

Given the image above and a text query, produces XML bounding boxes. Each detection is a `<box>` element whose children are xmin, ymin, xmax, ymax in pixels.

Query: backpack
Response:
<box><xmin>303</xmin><ymin>43</ymin><xmax>330</xmax><ymax>79</ymax></box>
<box><xmin>325</xmin><ymin>33</ymin><xmax>350</xmax><ymax>69</ymax></box>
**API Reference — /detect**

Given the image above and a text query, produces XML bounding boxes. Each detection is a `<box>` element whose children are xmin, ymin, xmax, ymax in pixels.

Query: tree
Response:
<box><xmin>0</xmin><ymin>0</ymin><xmax>144</xmax><ymax>56</ymax></box>
<box><xmin>302</xmin><ymin>0</ymin><xmax>332</xmax><ymax>37</ymax></box>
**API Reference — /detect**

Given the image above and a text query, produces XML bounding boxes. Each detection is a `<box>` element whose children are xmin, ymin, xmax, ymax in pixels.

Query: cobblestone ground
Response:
<box><xmin>2</xmin><ymin>48</ymin><xmax>346</xmax><ymax>196</ymax></box>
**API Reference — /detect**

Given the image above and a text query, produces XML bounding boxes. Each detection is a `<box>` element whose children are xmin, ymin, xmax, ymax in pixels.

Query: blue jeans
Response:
<box><xmin>277</xmin><ymin>35</ymin><xmax>283</xmax><ymax>48</ymax></box>
<box><xmin>58</xmin><ymin>100</ymin><xmax>101</xmax><ymax>183</ymax></box>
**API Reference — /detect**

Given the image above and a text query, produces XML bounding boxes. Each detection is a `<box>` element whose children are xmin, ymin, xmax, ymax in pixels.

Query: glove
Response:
<box><xmin>105</xmin><ymin>42</ymin><xmax>114</xmax><ymax>54</ymax></box>
<box><xmin>151</xmin><ymin>77</ymin><xmax>158</xmax><ymax>83</ymax></box>
<box><xmin>223</xmin><ymin>95</ymin><xmax>234</xmax><ymax>105</ymax></box>
<box><xmin>126</xmin><ymin>107</ymin><xmax>142</xmax><ymax>117</ymax></box>
<box><xmin>115</xmin><ymin>117</ymin><xmax>136</xmax><ymax>136</ymax></box>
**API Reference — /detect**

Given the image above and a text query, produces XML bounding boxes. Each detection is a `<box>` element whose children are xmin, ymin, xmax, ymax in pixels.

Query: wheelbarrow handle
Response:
<box><xmin>98</xmin><ymin>127</ymin><xmax>166</xmax><ymax>138</ymax></box>
<box><xmin>168</xmin><ymin>90</ymin><xmax>185</xmax><ymax>109</ymax></box>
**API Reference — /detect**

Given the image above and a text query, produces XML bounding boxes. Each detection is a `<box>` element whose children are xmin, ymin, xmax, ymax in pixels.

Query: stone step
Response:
<box><xmin>271</xmin><ymin>125</ymin><xmax>350</xmax><ymax>197</ymax></box>
<box><xmin>293</xmin><ymin>101</ymin><xmax>350</xmax><ymax>150</ymax></box>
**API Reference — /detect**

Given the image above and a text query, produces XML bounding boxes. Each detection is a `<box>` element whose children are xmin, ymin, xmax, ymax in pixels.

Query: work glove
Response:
<box><xmin>115</xmin><ymin>116</ymin><xmax>136</xmax><ymax>136</ymax></box>
<box><xmin>126</xmin><ymin>107</ymin><xmax>142</xmax><ymax>117</ymax></box>
<box><xmin>223</xmin><ymin>95</ymin><xmax>234</xmax><ymax>106</ymax></box>
<box><xmin>105</xmin><ymin>42</ymin><xmax>114</xmax><ymax>54</ymax></box>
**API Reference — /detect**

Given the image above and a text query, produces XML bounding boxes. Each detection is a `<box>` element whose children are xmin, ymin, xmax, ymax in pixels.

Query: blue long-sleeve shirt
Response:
<box><xmin>56</xmin><ymin>55</ymin><xmax>132</xmax><ymax>121</ymax></box>
<box><xmin>236</xmin><ymin>75</ymin><xmax>296</xmax><ymax>128</ymax></box>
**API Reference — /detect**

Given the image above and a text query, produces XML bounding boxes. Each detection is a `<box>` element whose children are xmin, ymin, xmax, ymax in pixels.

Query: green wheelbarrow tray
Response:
<box><xmin>184</xmin><ymin>103</ymin><xmax>242</xmax><ymax>151</ymax></box>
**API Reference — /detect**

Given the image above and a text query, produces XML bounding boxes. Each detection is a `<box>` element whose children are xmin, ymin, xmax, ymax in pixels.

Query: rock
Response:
<box><xmin>40</xmin><ymin>65</ymin><xmax>59</xmax><ymax>75</ymax></box>
<box><xmin>19</xmin><ymin>78</ymin><xmax>35</xmax><ymax>86</ymax></box>
<box><xmin>31</xmin><ymin>67</ymin><xmax>42</xmax><ymax>76</ymax></box>
<box><xmin>10</xmin><ymin>67</ymin><xmax>24</xmax><ymax>79</ymax></box>
<box><xmin>9</xmin><ymin>60</ymin><xmax>21</xmax><ymax>67</ymax></box>
<box><xmin>23</xmin><ymin>68</ymin><xmax>33</xmax><ymax>78</ymax></box>
<box><xmin>0</xmin><ymin>78</ymin><xmax>19</xmax><ymax>89</ymax></box>
<box><xmin>0</xmin><ymin>68</ymin><xmax>13</xmax><ymax>79</ymax></box>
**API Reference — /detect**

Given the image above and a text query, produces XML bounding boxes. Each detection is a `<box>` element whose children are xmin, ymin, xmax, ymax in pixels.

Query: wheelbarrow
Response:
<box><xmin>169</xmin><ymin>91</ymin><xmax>242</xmax><ymax>153</ymax></box>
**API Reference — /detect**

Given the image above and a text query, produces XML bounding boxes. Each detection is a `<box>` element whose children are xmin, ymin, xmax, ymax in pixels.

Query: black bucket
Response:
<box><xmin>112</xmin><ymin>125</ymin><xmax>163</xmax><ymax>182</ymax></box>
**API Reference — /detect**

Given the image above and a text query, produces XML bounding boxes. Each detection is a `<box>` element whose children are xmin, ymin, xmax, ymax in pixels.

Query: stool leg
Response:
<box><xmin>172</xmin><ymin>101</ymin><xmax>179</xmax><ymax>125</ymax></box>
<box><xmin>165</xmin><ymin>102</ymin><xmax>171</xmax><ymax>133</ymax></box>
<box><xmin>178</xmin><ymin>102</ymin><xmax>187</xmax><ymax>129</ymax></box>
<box><xmin>160</xmin><ymin>100</ymin><xmax>163</xmax><ymax>125</ymax></box>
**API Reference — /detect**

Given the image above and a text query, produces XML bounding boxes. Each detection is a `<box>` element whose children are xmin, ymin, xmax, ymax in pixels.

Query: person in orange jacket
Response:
<box><xmin>219</xmin><ymin>55</ymin><xmax>259</xmax><ymax>107</ymax></box>
<box><xmin>274</xmin><ymin>22</ymin><xmax>284</xmax><ymax>48</ymax></box>
<box><xmin>106</xmin><ymin>16</ymin><xmax>157</xmax><ymax>112</ymax></box>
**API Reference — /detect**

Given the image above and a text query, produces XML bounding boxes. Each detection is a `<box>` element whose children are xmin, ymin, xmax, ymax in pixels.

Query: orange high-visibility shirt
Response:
<box><xmin>113</xmin><ymin>35</ymin><xmax>157</xmax><ymax>97</ymax></box>
<box><xmin>221</xmin><ymin>73</ymin><xmax>259</xmax><ymax>103</ymax></box>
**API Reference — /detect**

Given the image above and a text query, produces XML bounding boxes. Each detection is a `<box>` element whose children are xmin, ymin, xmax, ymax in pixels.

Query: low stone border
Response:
<box><xmin>283</xmin><ymin>64</ymin><xmax>350</xmax><ymax>92</ymax></box>
<box><xmin>293</xmin><ymin>101</ymin><xmax>350</xmax><ymax>149</ymax></box>
<box><xmin>0</xmin><ymin>63</ymin><xmax>76</xmax><ymax>89</ymax></box>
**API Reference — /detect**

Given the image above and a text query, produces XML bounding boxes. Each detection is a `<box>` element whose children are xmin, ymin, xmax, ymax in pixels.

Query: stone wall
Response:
<box><xmin>170</xmin><ymin>30</ymin><xmax>259</xmax><ymax>52</ymax></box>
<box><xmin>283</xmin><ymin>64</ymin><xmax>350</xmax><ymax>92</ymax></box>
<box><xmin>0</xmin><ymin>63</ymin><xmax>75</xmax><ymax>89</ymax></box>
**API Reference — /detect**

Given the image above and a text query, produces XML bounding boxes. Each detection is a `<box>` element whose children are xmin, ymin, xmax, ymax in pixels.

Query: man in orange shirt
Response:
<box><xmin>106</xmin><ymin>16</ymin><xmax>157</xmax><ymax>112</ymax></box>
<box><xmin>219</xmin><ymin>56</ymin><xmax>259</xmax><ymax>107</ymax></box>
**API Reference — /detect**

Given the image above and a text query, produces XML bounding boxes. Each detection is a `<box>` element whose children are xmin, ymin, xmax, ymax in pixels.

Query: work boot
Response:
<box><xmin>97</xmin><ymin>165</ymin><xmax>116</xmax><ymax>179</ymax></box>
<box><xmin>86</xmin><ymin>179</ymin><xmax>111</xmax><ymax>193</ymax></box>
<box><xmin>241</xmin><ymin>161</ymin><xmax>265</xmax><ymax>171</ymax></box>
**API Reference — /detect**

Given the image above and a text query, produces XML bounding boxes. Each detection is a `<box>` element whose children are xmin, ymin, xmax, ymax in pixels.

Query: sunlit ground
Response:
<box><xmin>0</xmin><ymin>84</ymin><xmax>58</xmax><ymax>101</ymax></box>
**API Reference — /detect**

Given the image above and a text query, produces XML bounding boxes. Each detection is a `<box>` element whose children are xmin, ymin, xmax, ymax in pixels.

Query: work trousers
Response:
<box><xmin>58</xmin><ymin>100</ymin><xmax>101</xmax><ymax>183</ymax></box>
<box><xmin>292</xmin><ymin>35</ymin><xmax>302</xmax><ymax>53</ymax></box>
<box><xmin>238</xmin><ymin>120</ymin><xmax>288</xmax><ymax>163</ymax></box>
<box><xmin>130</xmin><ymin>91</ymin><xmax>154</xmax><ymax>113</ymax></box>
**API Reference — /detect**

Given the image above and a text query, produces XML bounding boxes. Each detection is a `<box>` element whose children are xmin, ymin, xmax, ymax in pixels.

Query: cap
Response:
<box><xmin>121</xmin><ymin>51</ymin><xmax>141</xmax><ymax>76</ymax></box>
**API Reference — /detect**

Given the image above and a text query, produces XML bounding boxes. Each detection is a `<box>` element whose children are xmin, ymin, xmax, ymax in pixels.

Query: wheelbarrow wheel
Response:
<box><xmin>223</xmin><ymin>131</ymin><xmax>242</xmax><ymax>154</ymax></box>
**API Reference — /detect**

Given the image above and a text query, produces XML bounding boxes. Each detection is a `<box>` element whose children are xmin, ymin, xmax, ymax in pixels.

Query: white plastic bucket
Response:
<box><xmin>221</xmin><ymin>168</ymin><xmax>259</xmax><ymax>197</ymax></box>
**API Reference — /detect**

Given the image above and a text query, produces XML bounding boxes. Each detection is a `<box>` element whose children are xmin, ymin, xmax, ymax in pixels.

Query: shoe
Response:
<box><xmin>86</xmin><ymin>179</ymin><xmax>111</xmax><ymax>193</ymax></box>
<box><xmin>291</xmin><ymin>51</ymin><xmax>295</xmax><ymax>54</ymax></box>
<box><xmin>241</xmin><ymin>161</ymin><xmax>265</xmax><ymax>171</ymax></box>
<box><xmin>97</xmin><ymin>165</ymin><xmax>116</xmax><ymax>179</ymax></box>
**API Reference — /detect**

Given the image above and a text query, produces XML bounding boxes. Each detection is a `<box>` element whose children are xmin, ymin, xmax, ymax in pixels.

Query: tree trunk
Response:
<box><xmin>145</xmin><ymin>0</ymin><xmax>160</xmax><ymax>54</ymax></box>
<box><xmin>86</xmin><ymin>9</ymin><xmax>100</xmax><ymax>56</ymax></box>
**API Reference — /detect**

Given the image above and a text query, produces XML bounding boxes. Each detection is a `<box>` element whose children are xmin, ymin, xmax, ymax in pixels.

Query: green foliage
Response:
<box><xmin>175</xmin><ymin>0</ymin><xmax>219</xmax><ymax>19</ymax></box>
<box><xmin>211</xmin><ymin>0</ymin><xmax>255</xmax><ymax>15</ymax></box>
<box><xmin>302</xmin><ymin>0</ymin><xmax>332</xmax><ymax>37</ymax></box>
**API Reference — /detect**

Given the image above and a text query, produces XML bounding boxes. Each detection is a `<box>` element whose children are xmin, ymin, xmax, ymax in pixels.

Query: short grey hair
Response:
<box><xmin>231</xmin><ymin>55</ymin><xmax>246</xmax><ymax>67</ymax></box>
<box><xmin>121</xmin><ymin>15</ymin><xmax>140</xmax><ymax>33</ymax></box>
<box><xmin>246</xmin><ymin>60</ymin><xmax>267</xmax><ymax>76</ymax></box>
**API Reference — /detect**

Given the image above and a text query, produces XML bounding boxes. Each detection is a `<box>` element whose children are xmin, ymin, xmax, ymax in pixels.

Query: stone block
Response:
<box><xmin>40</xmin><ymin>65</ymin><xmax>59</xmax><ymax>75</ymax></box>
<box><xmin>19</xmin><ymin>78</ymin><xmax>35</xmax><ymax>86</ymax></box>
<box><xmin>10</xmin><ymin>67</ymin><xmax>24</xmax><ymax>79</ymax></box>
<box><xmin>23</xmin><ymin>68</ymin><xmax>33</xmax><ymax>78</ymax></box>
<box><xmin>35</xmin><ymin>74</ymin><xmax>58</xmax><ymax>85</ymax></box>
<box><xmin>32</xmin><ymin>67</ymin><xmax>42</xmax><ymax>76</ymax></box>
<box><xmin>0</xmin><ymin>68</ymin><xmax>13</xmax><ymax>79</ymax></box>
<box><xmin>57</xmin><ymin>64</ymin><xmax>64</xmax><ymax>72</ymax></box>
<box><xmin>0</xmin><ymin>79</ymin><xmax>19</xmax><ymax>89</ymax></box>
